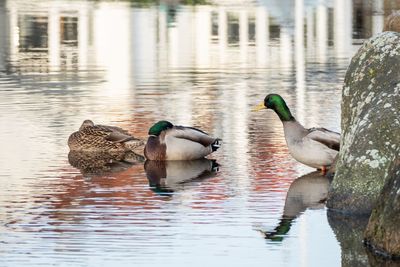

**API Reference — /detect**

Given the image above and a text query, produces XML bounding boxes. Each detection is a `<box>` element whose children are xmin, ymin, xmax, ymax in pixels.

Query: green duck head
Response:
<box><xmin>253</xmin><ymin>94</ymin><xmax>295</xmax><ymax>122</ymax></box>
<box><xmin>148</xmin><ymin>120</ymin><xmax>174</xmax><ymax>136</ymax></box>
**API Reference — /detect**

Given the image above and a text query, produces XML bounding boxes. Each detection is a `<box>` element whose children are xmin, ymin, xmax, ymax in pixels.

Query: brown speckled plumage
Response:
<box><xmin>68</xmin><ymin>120</ymin><xmax>144</xmax><ymax>153</ymax></box>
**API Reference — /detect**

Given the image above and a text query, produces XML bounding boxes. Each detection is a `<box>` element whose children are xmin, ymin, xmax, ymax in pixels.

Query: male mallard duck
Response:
<box><xmin>144</xmin><ymin>120</ymin><xmax>220</xmax><ymax>160</ymax></box>
<box><xmin>68</xmin><ymin>120</ymin><xmax>144</xmax><ymax>153</ymax></box>
<box><xmin>254</xmin><ymin>94</ymin><xmax>340</xmax><ymax>171</ymax></box>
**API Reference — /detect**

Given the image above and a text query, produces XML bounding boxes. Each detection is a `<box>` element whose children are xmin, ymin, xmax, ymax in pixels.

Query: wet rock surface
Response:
<box><xmin>327</xmin><ymin>32</ymin><xmax>400</xmax><ymax>215</ymax></box>
<box><xmin>328</xmin><ymin>211</ymin><xmax>400</xmax><ymax>267</ymax></box>
<box><xmin>327</xmin><ymin>211</ymin><xmax>370</xmax><ymax>267</ymax></box>
<box><xmin>364</xmin><ymin>158</ymin><xmax>400</xmax><ymax>259</ymax></box>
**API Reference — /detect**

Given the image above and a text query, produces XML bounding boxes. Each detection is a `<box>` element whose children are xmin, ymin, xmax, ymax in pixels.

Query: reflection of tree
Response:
<box><xmin>260</xmin><ymin>171</ymin><xmax>330</xmax><ymax>241</ymax></box>
<box><xmin>23</xmin><ymin>164</ymin><xmax>162</xmax><ymax>229</ymax></box>
<box><xmin>6</xmin><ymin>157</ymin><xmax>222</xmax><ymax>233</ymax></box>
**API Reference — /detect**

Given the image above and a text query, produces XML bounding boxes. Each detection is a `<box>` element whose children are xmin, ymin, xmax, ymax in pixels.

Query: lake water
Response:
<box><xmin>0</xmin><ymin>0</ymin><xmax>398</xmax><ymax>266</ymax></box>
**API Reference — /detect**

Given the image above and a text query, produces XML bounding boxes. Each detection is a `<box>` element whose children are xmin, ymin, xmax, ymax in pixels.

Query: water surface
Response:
<box><xmin>0</xmin><ymin>0</ymin><xmax>398</xmax><ymax>266</ymax></box>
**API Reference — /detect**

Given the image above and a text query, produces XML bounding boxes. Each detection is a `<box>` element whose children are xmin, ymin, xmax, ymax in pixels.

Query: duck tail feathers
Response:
<box><xmin>211</xmin><ymin>139</ymin><xmax>221</xmax><ymax>152</ymax></box>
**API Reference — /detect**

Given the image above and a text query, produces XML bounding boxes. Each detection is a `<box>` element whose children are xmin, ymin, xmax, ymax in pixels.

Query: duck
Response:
<box><xmin>253</xmin><ymin>94</ymin><xmax>340</xmax><ymax>171</ymax></box>
<box><xmin>144</xmin><ymin>120</ymin><xmax>220</xmax><ymax>160</ymax></box>
<box><xmin>68</xmin><ymin>120</ymin><xmax>144</xmax><ymax>153</ymax></box>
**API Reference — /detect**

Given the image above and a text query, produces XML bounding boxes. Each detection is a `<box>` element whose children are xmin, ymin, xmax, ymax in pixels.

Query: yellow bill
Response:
<box><xmin>252</xmin><ymin>102</ymin><xmax>266</xmax><ymax>112</ymax></box>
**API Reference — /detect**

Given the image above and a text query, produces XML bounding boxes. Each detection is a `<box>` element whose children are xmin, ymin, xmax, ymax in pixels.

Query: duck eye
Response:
<box><xmin>265</xmin><ymin>98</ymin><xmax>272</xmax><ymax>108</ymax></box>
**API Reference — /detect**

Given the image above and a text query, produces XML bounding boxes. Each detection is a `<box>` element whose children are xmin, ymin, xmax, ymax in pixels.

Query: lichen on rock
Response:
<box><xmin>327</xmin><ymin>32</ymin><xmax>400</xmax><ymax>215</ymax></box>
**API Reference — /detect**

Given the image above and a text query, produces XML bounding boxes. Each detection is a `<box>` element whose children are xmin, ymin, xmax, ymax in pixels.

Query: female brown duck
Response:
<box><xmin>68</xmin><ymin>120</ymin><xmax>144</xmax><ymax>152</ymax></box>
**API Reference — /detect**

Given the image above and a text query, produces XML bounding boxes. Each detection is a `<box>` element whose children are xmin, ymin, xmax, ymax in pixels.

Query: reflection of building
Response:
<box><xmin>0</xmin><ymin>2</ymin><xmax>7</xmax><ymax>70</ymax></box>
<box><xmin>3</xmin><ymin>0</ymin><xmax>398</xmax><ymax>74</ymax></box>
<box><xmin>4</xmin><ymin>1</ymin><xmax>82</xmax><ymax>72</ymax></box>
<box><xmin>3</xmin><ymin>0</ymin><xmax>398</xmax><ymax>77</ymax></box>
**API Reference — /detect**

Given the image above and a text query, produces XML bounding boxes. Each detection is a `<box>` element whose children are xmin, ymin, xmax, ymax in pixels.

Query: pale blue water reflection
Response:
<box><xmin>0</xmin><ymin>0</ymin><xmax>398</xmax><ymax>266</ymax></box>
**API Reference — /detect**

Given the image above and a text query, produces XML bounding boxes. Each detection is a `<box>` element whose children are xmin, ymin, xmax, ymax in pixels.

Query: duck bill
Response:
<box><xmin>252</xmin><ymin>102</ymin><xmax>266</xmax><ymax>112</ymax></box>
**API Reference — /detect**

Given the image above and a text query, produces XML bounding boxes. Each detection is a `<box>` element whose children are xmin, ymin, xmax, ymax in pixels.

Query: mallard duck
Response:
<box><xmin>144</xmin><ymin>120</ymin><xmax>220</xmax><ymax>160</ymax></box>
<box><xmin>68</xmin><ymin>120</ymin><xmax>144</xmax><ymax>153</ymax></box>
<box><xmin>254</xmin><ymin>94</ymin><xmax>340</xmax><ymax>171</ymax></box>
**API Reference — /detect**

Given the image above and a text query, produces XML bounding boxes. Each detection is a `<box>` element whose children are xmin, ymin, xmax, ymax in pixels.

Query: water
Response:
<box><xmin>0</xmin><ymin>0</ymin><xmax>398</xmax><ymax>266</ymax></box>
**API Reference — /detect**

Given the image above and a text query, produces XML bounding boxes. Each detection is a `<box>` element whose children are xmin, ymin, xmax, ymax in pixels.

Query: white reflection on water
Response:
<box><xmin>0</xmin><ymin>0</ymin><xmax>397</xmax><ymax>266</ymax></box>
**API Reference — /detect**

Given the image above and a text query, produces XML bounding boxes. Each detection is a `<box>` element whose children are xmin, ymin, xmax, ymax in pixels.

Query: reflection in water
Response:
<box><xmin>1</xmin><ymin>0</ymin><xmax>400</xmax><ymax>266</ymax></box>
<box><xmin>145</xmin><ymin>159</ymin><xmax>219</xmax><ymax>193</ymax></box>
<box><xmin>261</xmin><ymin>171</ymin><xmax>330</xmax><ymax>241</ymax></box>
<box><xmin>18</xmin><ymin>15</ymin><xmax>48</xmax><ymax>51</ymax></box>
<box><xmin>328</xmin><ymin>211</ymin><xmax>400</xmax><ymax>267</ymax></box>
<box><xmin>68</xmin><ymin>150</ymin><xmax>145</xmax><ymax>176</ymax></box>
<box><xmin>327</xmin><ymin>212</ymin><xmax>371</xmax><ymax>267</ymax></box>
<box><xmin>2</xmin><ymin>0</ymin><xmax>399</xmax><ymax>76</ymax></box>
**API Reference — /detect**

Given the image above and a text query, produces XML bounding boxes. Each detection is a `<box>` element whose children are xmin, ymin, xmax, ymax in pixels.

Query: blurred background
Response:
<box><xmin>0</xmin><ymin>0</ymin><xmax>399</xmax><ymax>266</ymax></box>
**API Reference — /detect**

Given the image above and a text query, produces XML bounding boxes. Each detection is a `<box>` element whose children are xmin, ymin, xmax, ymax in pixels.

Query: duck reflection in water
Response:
<box><xmin>260</xmin><ymin>171</ymin><xmax>330</xmax><ymax>241</ymax></box>
<box><xmin>144</xmin><ymin>159</ymin><xmax>219</xmax><ymax>194</ymax></box>
<box><xmin>68</xmin><ymin>150</ymin><xmax>145</xmax><ymax>176</ymax></box>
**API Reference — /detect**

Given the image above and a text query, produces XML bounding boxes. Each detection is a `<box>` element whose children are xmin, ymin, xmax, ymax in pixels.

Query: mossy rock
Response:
<box><xmin>328</xmin><ymin>210</ymin><xmax>400</xmax><ymax>267</ymax></box>
<box><xmin>327</xmin><ymin>32</ymin><xmax>400</xmax><ymax>215</ymax></box>
<box><xmin>364</xmin><ymin>158</ymin><xmax>400</xmax><ymax>259</ymax></box>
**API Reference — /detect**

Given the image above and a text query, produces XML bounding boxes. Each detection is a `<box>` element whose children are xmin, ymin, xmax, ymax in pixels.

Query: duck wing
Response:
<box><xmin>105</xmin><ymin>131</ymin><xmax>137</xmax><ymax>143</ymax></box>
<box><xmin>97</xmin><ymin>124</ymin><xmax>130</xmax><ymax>135</ymax></box>
<box><xmin>169</xmin><ymin>126</ymin><xmax>218</xmax><ymax>147</ymax></box>
<box><xmin>91</xmin><ymin>125</ymin><xmax>136</xmax><ymax>143</ymax></box>
<box><xmin>306</xmin><ymin>127</ymin><xmax>340</xmax><ymax>151</ymax></box>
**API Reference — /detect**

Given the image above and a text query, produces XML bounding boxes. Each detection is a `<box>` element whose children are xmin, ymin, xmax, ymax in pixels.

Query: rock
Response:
<box><xmin>328</xmin><ymin>211</ymin><xmax>400</xmax><ymax>267</ymax></box>
<box><xmin>366</xmin><ymin>251</ymin><xmax>400</xmax><ymax>267</ymax></box>
<box><xmin>364</xmin><ymin>158</ymin><xmax>400</xmax><ymax>259</ymax></box>
<box><xmin>327</xmin><ymin>32</ymin><xmax>400</xmax><ymax>215</ymax></box>
<box><xmin>384</xmin><ymin>11</ymin><xmax>400</xmax><ymax>32</ymax></box>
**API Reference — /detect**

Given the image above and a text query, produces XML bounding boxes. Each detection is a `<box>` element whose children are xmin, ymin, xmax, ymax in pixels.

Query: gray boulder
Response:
<box><xmin>364</xmin><ymin>158</ymin><xmax>400</xmax><ymax>259</ymax></box>
<box><xmin>327</xmin><ymin>32</ymin><xmax>400</xmax><ymax>215</ymax></box>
